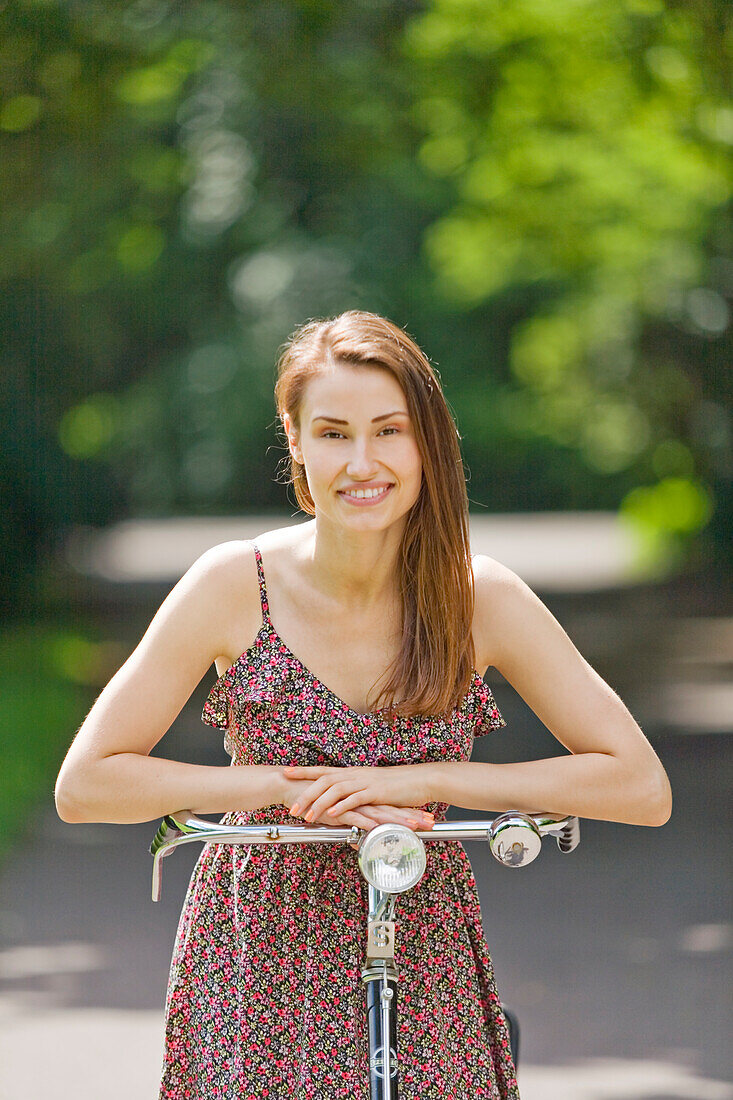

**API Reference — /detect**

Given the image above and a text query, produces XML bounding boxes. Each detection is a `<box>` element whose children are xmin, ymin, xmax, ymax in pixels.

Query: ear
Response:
<box><xmin>282</xmin><ymin>412</ymin><xmax>303</xmax><ymax>464</ymax></box>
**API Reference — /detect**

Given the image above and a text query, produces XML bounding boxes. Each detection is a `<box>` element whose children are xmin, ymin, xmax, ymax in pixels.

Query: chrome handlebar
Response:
<box><xmin>149</xmin><ymin>810</ymin><xmax>580</xmax><ymax>902</ymax></box>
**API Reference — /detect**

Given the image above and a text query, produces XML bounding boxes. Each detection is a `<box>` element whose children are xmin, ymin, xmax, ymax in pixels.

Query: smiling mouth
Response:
<box><xmin>338</xmin><ymin>485</ymin><xmax>393</xmax><ymax>503</ymax></box>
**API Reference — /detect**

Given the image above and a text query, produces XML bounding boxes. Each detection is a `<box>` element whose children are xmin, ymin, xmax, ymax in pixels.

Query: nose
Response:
<box><xmin>345</xmin><ymin>437</ymin><xmax>380</xmax><ymax>479</ymax></box>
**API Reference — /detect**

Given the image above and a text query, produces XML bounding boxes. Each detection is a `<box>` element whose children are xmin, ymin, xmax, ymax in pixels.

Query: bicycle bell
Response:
<box><xmin>488</xmin><ymin>812</ymin><xmax>543</xmax><ymax>867</ymax></box>
<box><xmin>357</xmin><ymin>823</ymin><xmax>427</xmax><ymax>893</ymax></box>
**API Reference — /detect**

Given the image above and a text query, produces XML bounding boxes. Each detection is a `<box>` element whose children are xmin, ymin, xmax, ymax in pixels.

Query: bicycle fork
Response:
<box><xmin>362</xmin><ymin>883</ymin><xmax>400</xmax><ymax>1100</ymax></box>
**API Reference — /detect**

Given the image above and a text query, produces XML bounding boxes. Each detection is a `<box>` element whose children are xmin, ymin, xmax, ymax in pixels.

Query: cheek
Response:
<box><xmin>303</xmin><ymin>447</ymin><xmax>340</xmax><ymax>486</ymax></box>
<box><xmin>400</xmin><ymin>440</ymin><xmax>423</xmax><ymax>481</ymax></box>
<box><xmin>389</xmin><ymin>443</ymin><xmax>422</xmax><ymax>496</ymax></box>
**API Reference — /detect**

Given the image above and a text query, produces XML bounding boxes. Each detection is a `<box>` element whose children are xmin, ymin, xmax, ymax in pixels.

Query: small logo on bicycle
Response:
<box><xmin>371</xmin><ymin>1045</ymin><xmax>398</xmax><ymax>1079</ymax></box>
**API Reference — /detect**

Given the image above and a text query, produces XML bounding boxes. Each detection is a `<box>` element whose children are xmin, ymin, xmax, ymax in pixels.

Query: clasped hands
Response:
<box><xmin>281</xmin><ymin>763</ymin><xmax>435</xmax><ymax>833</ymax></box>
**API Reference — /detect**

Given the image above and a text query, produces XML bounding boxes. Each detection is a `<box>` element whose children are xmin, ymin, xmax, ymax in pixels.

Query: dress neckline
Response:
<box><xmin>214</xmin><ymin>621</ymin><xmax>486</xmax><ymax>723</ymax></box>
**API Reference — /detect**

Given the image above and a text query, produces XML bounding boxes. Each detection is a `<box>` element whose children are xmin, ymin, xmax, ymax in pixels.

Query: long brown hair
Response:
<box><xmin>273</xmin><ymin>309</ymin><xmax>475</xmax><ymax>719</ymax></box>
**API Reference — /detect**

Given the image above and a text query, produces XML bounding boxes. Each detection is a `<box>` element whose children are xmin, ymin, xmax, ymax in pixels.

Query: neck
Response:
<box><xmin>297</xmin><ymin>517</ymin><xmax>405</xmax><ymax>610</ymax></box>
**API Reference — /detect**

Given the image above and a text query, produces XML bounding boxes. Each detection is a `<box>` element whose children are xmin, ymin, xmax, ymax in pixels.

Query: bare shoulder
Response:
<box><xmin>472</xmin><ymin>550</ymin><xmax>598</xmax><ymax>701</ymax></box>
<box><xmin>472</xmin><ymin>552</ymin><xmax>530</xmax><ymax>597</ymax></box>
<box><xmin>208</xmin><ymin>522</ymin><xmax>312</xmax><ymax>667</ymax></box>
<box><xmin>194</xmin><ymin>539</ymin><xmax>263</xmax><ymax>668</ymax></box>
<box><xmin>471</xmin><ymin>553</ymin><xmax>541</xmax><ymax>670</ymax></box>
<box><xmin>252</xmin><ymin>519</ymin><xmax>313</xmax><ymax>554</ymax></box>
<box><xmin>184</xmin><ymin>538</ymin><xmax>255</xmax><ymax>599</ymax></box>
<box><xmin>160</xmin><ymin>539</ymin><xmax>258</xmax><ymax>664</ymax></box>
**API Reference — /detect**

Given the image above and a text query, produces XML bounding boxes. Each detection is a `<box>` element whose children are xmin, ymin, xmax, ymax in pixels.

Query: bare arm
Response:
<box><xmin>428</xmin><ymin>557</ymin><xmax>672</xmax><ymax>826</ymax></box>
<box><xmin>54</xmin><ymin>541</ymin><xmax>288</xmax><ymax>825</ymax></box>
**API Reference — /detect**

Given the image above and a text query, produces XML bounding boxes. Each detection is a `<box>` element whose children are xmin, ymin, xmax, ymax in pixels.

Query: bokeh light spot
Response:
<box><xmin>621</xmin><ymin>477</ymin><xmax>714</xmax><ymax>535</ymax></box>
<box><xmin>59</xmin><ymin>396</ymin><xmax>117</xmax><ymax>459</ymax></box>
<box><xmin>685</xmin><ymin>287</ymin><xmax>730</xmax><ymax>335</ymax></box>
<box><xmin>651</xmin><ymin>439</ymin><xmax>695</xmax><ymax>479</ymax></box>
<box><xmin>0</xmin><ymin>95</ymin><xmax>42</xmax><ymax>132</ymax></box>
<box><xmin>116</xmin><ymin>224</ymin><xmax>165</xmax><ymax>271</ymax></box>
<box><xmin>229</xmin><ymin>250</ymin><xmax>295</xmax><ymax>309</ymax></box>
<box><xmin>116</xmin><ymin>65</ymin><xmax>184</xmax><ymax>105</ymax></box>
<box><xmin>25</xmin><ymin>202</ymin><xmax>70</xmax><ymax>246</ymax></box>
<box><xmin>580</xmin><ymin>401</ymin><xmax>650</xmax><ymax>473</ymax></box>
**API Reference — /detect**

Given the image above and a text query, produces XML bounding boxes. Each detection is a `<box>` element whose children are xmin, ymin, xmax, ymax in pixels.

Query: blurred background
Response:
<box><xmin>0</xmin><ymin>1</ymin><xmax>731</xmax><ymax>1097</ymax></box>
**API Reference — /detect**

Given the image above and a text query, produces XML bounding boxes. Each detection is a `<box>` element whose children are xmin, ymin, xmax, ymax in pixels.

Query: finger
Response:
<box><xmin>332</xmin><ymin>804</ymin><xmax>409</xmax><ymax>829</ymax></box>
<box><xmin>284</xmin><ymin>765</ymin><xmax>340</xmax><ymax>778</ymax></box>
<box><xmin>290</xmin><ymin>776</ymin><xmax>341</xmax><ymax>817</ymax></box>
<box><xmin>324</xmin><ymin>790</ymin><xmax>378</xmax><ymax>817</ymax></box>
<box><xmin>332</xmin><ymin>809</ymin><xmax>380</xmax><ymax>831</ymax></box>
<box><xmin>349</xmin><ymin>809</ymin><xmax>395</xmax><ymax>831</ymax></box>
<box><xmin>311</xmin><ymin>805</ymin><xmax>380</xmax><ymax>831</ymax></box>
<box><xmin>321</xmin><ymin>798</ymin><xmax>416</xmax><ymax>826</ymax></box>
<box><xmin>367</xmin><ymin>805</ymin><xmax>413</xmax><ymax>822</ymax></box>
<box><xmin>297</xmin><ymin>777</ymin><xmax>366</xmax><ymax>819</ymax></box>
<box><xmin>307</xmin><ymin>785</ymin><xmax>369</xmax><ymax>823</ymax></box>
<box><xmin>369</xmin><ymin>806</ymin><xmax>424</xmax><ymax>829</ymax></box>
<box><xmin>368</xmin><ymin>805</ymin><xmax>435</xmax><ymax>829</ymax></box>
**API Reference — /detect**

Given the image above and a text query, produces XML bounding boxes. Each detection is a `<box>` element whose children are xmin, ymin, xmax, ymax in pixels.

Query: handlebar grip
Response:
<box><xmin>149</xmin><ymin>815</ymin><xmax>184</xmax><ymax>858</ymax></box>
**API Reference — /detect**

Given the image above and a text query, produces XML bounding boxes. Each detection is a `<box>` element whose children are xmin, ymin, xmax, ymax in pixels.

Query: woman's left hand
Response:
<box><xmin>284</xmin><ymin>764</ymin><xmax>434</xmax><ymax>821</ymax></box>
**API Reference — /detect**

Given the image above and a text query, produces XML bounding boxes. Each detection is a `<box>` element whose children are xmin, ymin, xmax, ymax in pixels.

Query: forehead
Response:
<box><xmin>301</xmin><ymin>364</ymin><xmax>408</xmax><ymax>419</ymax></box>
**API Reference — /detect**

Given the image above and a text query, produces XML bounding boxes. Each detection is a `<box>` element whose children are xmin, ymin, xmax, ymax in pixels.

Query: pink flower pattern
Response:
<box><xmin>159</xmin><ymin>543</ymin><xmax>519</xmax><ymax>1099</ymax></box>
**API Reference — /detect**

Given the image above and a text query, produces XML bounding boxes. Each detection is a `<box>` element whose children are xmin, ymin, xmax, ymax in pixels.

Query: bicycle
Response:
<box><xmin>150</xmin><ymin>809</ymin><xmax>580</xmax><ymax>1099</ymax></box>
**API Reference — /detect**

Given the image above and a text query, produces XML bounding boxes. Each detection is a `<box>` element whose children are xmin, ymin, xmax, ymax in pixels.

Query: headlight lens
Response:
<box><xmin>357</xmin><ymin>823</ymin><xmax>427</xmax><ymax>892</ymax></box>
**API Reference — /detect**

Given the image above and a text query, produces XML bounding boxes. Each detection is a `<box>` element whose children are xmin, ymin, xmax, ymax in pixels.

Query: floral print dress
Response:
<box><xmin>159</xmin><ymin>543</ymin><xmax>520</xmax><ymax>1099</ymax></box>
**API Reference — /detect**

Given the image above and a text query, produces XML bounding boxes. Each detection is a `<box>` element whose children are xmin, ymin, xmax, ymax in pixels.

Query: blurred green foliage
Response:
<box><xmin>0</xmin><ymin>619</ymin><xmax>112</xmax><ymax>859</ymax></box>
<box><xmin>0</xmin><ymin>0</ymin><xmax>730</xmax><ymax>612</ymax></box>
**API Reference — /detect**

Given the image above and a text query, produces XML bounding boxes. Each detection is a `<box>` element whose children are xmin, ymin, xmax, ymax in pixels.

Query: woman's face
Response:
<box><xmin>284</xmin><ymin>363</ymin><xmax>423</xmax><ymax>531</ymax></box>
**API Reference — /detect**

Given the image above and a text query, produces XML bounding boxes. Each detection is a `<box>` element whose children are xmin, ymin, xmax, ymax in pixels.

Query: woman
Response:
<box><xmin>55</xmin><ymin>309</ymin><xmax>672</xmax><ymax>1100</ymax></box>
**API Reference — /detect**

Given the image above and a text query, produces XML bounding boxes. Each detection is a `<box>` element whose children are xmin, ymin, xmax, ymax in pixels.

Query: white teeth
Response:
<box><xmin>343</xmin><ymin>486</ymin><xmax>389</xmax><ymax>499</ymax></box>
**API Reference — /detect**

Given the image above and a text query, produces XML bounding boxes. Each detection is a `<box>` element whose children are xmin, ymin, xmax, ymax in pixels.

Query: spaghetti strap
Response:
<box><xmin>250</xmin><ymin>542</ymin><xmax>272</xmax><ymax>624</ymax></box>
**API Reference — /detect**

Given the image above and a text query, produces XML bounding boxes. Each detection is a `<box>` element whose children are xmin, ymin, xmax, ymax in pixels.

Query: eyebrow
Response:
<box><xmin>312</xmin><ymin>410</ymin><xmax>408</xmax><ymax>425</ymax></box>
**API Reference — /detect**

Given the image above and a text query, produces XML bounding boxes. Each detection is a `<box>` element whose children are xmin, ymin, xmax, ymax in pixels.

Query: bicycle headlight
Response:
<box><xmin>357</xmin><ymin>823</ymin><xmax>427</xmax><ymax>893</ymax></box>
